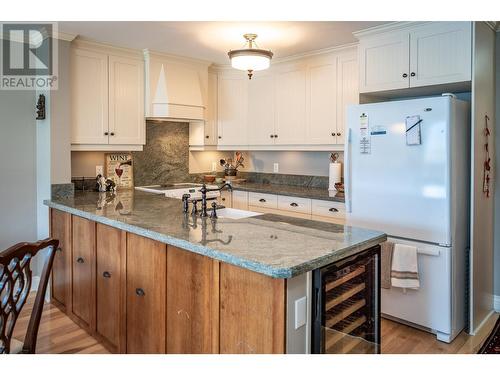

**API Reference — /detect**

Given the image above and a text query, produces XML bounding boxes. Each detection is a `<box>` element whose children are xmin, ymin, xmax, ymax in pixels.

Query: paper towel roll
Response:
<box><xmin>329</xmin><ymin>162</ymin><xmax>341</xmax><ymax>191</ymax></box>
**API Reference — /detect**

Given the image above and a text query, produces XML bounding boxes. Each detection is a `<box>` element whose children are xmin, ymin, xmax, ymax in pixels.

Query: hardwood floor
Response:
<box><xmin>12</xmin><ymin>297</ymin><xmax>109</xmax><ymax>354</ymax></box>
<box><xmin>13</xmin><ymin>295</ymin><xmax>498</xmax><ymax>354</ymax></box>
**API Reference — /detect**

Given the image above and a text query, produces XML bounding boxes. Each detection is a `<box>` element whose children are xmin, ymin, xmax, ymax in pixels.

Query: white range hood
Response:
<box><xmin>145</xmin><ymin>50</ymin><xmax>209</xmax><ymax>121</ymax></box>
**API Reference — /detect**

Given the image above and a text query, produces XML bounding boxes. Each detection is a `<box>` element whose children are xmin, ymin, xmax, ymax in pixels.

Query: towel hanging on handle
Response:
<box><xmin>391</xmin><ymin>243</ymin><xmax>420</xmax><ymax>290</ymax></box>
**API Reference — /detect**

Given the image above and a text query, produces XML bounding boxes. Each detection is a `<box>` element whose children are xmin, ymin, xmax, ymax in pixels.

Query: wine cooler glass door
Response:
<box><xmin>312</xmin><ymin>246</ymin><xmax>380</xmax><ymax>354</ymax></box>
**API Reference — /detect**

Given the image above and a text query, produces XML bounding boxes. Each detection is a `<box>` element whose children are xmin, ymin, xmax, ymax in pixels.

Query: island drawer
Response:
<box><xmin>311</xmin><ymin>199</ymin><xmax>345</xmax><ymax>219</ymax></box>
<box><xmin>248</xmin><ymin>192</ymin><xmax>278</xmax><ymax>209</ymax></box>
<box><xmin>277</xmin><ymin>195</ymin><xmax>311</xmax><ymax>215</ymax></box>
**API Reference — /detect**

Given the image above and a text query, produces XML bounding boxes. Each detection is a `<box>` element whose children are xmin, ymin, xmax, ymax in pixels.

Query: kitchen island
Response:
<box><xmin>45</xmin><ymin>190</ymin><xmax>385</xmax><ymax>354</ymax></box>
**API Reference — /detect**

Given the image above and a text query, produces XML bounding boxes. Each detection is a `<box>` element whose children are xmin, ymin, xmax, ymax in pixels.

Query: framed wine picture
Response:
<box><xmin>105</xmin><ymin>153</ymin><xmax>134</xmax><ymax>189</ymax></box>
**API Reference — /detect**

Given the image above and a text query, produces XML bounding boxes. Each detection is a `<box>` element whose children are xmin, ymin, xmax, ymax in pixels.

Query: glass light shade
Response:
<box><xmin>229</xmin><ymin>50</ymin><xmax>272</xmax><ymax>71</ymax></box>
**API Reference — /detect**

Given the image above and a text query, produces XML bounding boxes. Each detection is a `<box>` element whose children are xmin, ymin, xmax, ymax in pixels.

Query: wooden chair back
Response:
<box><xmin>0</xmin><ymin>238</ymin><xmax>59</xmax><ymax>354</ymax></box>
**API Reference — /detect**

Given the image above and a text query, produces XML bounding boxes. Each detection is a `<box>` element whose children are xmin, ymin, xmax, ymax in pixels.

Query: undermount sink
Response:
<box><xmin>215</xmin><ymin>208</ymin><xmax>260</xmax><ymax>220</ymax></box>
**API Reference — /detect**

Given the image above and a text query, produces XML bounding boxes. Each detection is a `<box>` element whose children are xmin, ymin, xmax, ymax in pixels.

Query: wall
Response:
<box><xmin>51</xmin><ymin>40</ymin><xmax>72</xmax><ymax>184</ymax></box>
<box><xmin>494</xmin><ymin>31</ymin><xmax>500</xmax><ymax>300</ymax></box>
<box><xmin>0</xmin><ymin>91</ymin><xmax>38</xmax><ymax>250</ymax></box>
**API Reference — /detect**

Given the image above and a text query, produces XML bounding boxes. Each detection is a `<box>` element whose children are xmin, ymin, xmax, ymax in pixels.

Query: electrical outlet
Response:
<box><xmin>273</xmin><ymin>163</ymin><xmax>279</xmax><ymax>173</ymax></box>
<box><xmin>211</xmin><ymin>161</ymin><xmax>217</xmax><ymax>172</ymax></box>
<box><xmin>96</xmin><ymin>165</ymin><xmax>104</xmax><ymax>177</ymax></box>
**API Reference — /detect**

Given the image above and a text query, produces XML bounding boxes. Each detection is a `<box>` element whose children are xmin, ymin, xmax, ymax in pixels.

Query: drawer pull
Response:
<box><xmin>259</xmin><ymin>198</ymin><xmax>266</xmax><ymax>203</ymax></box>
<box><xmin>103</xmin><ymin>271</ymin><xmax>111</xmax><ymax>278</ymax></box>
<box><xmin>329</xmin><ymin>207</ymin><xmax>339</xmax><ymax>212</ymax></box>
<box><xmin>135</xmin><ymin>288</ymin><xmax>145</xmax><ymax>297</ymax></box>
<box><xmin>76</xmin><ymin>257</ymin><xmax>84</xmax><ymax>264</ymax></box>
<box><xmin>290</xmin><ymin>202</ymin><xmax>299</xmax><ymax>207</ymax></box>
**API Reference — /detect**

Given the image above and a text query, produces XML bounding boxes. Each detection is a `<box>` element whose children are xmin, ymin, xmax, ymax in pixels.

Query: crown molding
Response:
<box><xmin>210</xmin><ymin>41</ymin><xmax>358</xmax><ymax>71</ymax></box>
<box><xmin>144</xmin><ymin>48</ymin><xmax>212</xmax><ymax>67</ymax></box>
<box><xmin>55</xmin><ymin>31</ymin><xmax>77</xmax><ymax>42</ymax></box>
<box><xmin>352</xmin><ymin>21</ymin><xmax>431</xmax><ymax>39</ymax></box>
<box><xmin>72</xmin><ymin>37</ymin><xmax>144</xmax><ymax>59</ymax></box>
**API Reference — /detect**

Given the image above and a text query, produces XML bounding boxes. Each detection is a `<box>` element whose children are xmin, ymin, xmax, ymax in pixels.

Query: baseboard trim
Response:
<box><xmin>470</xmin><ymin>309</ymin><xmax>495</xmax><ymax>336</ymax></box>
<box><xmin>494</xmin><ymin>295</ymin><xmax>500</xmax><ymax>312</ymax></box>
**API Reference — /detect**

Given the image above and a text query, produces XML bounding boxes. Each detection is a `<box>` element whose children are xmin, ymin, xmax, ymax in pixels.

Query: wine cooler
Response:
<box><xmin>312</xmin><ymin>246</ymin><xmax>381</xmax><ymax>354</ymax></box>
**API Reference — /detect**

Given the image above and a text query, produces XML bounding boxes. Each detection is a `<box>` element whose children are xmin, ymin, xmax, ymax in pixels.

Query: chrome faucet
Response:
<box><xmin>199</xmin><ymin>183</ymin><xmax>233</xmax><ymax>217</ymax></box>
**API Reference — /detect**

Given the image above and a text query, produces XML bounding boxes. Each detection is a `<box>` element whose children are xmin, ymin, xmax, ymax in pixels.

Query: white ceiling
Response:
<box><xmin>58</xmin><ymin>21</ymin><xmax>390</xmax><ymax>64</ymax></box>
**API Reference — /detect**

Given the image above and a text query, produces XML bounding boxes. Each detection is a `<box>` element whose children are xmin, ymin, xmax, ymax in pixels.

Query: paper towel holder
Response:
<box><xmin>330</xmin><ymin>152</ymin><xmax>340</xmax><ymax>163</ymax></box>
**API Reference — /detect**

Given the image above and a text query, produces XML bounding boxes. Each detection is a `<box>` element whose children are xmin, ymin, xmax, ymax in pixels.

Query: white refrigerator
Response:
<box><xmin>345</xmin><ymin>96</ymin><xmax>470</xmax><ymax>343</ymax></box>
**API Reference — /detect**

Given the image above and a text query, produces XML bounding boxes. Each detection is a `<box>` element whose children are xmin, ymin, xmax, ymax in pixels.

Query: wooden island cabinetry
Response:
<box><xmin>49</xmin><ymin>208</ymin><xmax>286</xmax><ymax>354</ymax></box>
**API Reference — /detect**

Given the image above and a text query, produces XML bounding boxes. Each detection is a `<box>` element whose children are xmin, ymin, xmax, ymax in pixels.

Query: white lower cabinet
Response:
<box><xmin>232</xmin><ymin>191</ymin><xmax>249</xmax><ymax>210</ymax></box>
<box><xmin>233</xmin><ymin>191</ymin><xmax>345</xmax><ymax>223</ymax></box>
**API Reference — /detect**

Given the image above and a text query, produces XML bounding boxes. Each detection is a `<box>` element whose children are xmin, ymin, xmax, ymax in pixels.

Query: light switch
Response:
<box><xmin>273</xmin><ymin>163</ymin><xmax>279</xmax><ymax>173</ymax></box>
<box><xmin>294</xmin><ymin>296</ymin><xmax>307</xmax><ymax>330</ymax></box>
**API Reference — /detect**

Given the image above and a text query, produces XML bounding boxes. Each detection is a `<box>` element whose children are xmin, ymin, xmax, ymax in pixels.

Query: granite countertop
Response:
<box><xmin>230</xmin><ymin>182</ymin><xmax>345</xmax><ymax>202</ymax></box>
<box><xmin>44</xmin><ymin>190</ymin><xmax>384</xmax><ymax>279</ymax></box>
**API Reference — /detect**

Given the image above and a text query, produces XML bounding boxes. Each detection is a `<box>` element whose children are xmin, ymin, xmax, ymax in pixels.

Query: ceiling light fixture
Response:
<box><xmin>228</xmin><ymin>34</ymin><xmax>273</xmax><ymax>80</ymax></box>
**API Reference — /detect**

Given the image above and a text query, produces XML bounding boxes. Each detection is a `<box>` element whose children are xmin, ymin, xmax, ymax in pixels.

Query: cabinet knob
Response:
<box><xmin>104</xmin><ymin>132</ymin><xmax>109</xmax><ymax>136</ymax></box>
<box><xmin>135</xmin><ymin>288</ymin><xmax>145</xmax><ymax>297</ymax></box>
<box><xmin>103</xmin><ymin>271</ymin><xmax>111</xmax><ymax>278</ymax></box>
<box><xmin>274</xmin><ymin>134</ymin><xmax>278</xmax><ymax>138</ymax></box>
<box><xmin>221</xmin><ymin>197</ymin><xmax>226</xmax><ymax>201</ymax></box>
<box><xmin>76</xmin><ymin>257</ymin><xmax>84</xmax><ymax>264</ymax></box>
<box><xmin>329</xmin><ymin>207</ymin><xmax>339</xmax><ymax>212</ymax></box>
<box><xmin>290</xmin><ymin>202</ymin><xmax>298</xmax><ymax>207</ymax></box>
<box><xmin>110</xmin><ymin>132</ymin><xmax>115</xmax><ymax>136</ymax></box>
<box><xmin>270</xmin><ymin>134</ymin><xmax>274</xmax><ymax>138</ymax></box>
<box><xmin>259</xmin><ymin>198</ymin><xmax>266</xmax><ymax>203</ymax></box>
<box><xmin>402</xmin><ymin>73</ymin><xmax>408</xmax><ymax>78</ymax></box>
<box><xmin>337</xmin><ymin>132</ymin><xmax>341</xmax><ymax>136</ymax></box>
<box><xmin>218</xmin><ymin>136</ymin><xmax>222</xmax><ymax>139</ymax></box>
<box><xmin>331</xmin><ymin>132</ymin><xmax>336</xmax><ymax>136</ymax></box>
<box><xmin>410</xmin><ymin>72</ymin><xmax>416</xmax><ymax>77</ymax></box>
<box><xmin>205</xmin><ymin>135</ymin><xmax>209</xmax><ymax>139</ymax></box>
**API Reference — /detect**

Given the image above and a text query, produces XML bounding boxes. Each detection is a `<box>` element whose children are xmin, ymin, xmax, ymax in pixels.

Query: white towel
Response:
<box><xmin>391</xmin><ymin>244</ymin><xmax>420</xmax><ymax>289</ymax></box>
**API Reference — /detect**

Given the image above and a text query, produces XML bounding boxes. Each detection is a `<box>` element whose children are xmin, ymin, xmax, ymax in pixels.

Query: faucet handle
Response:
<box><xmin>210</xmin><ymin>201</ymin><xmax>218</xmax><ymax>219</ymax></box>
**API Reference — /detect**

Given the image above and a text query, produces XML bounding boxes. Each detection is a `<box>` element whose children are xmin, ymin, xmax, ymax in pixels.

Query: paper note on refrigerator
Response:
<box><xmin>405</xmin><ymin>115</ymin><xmax>422</xmax><ymax>145</ymax></box>
<box><xmin>360</xmin><ymin>113</ymin><xmax>371</xmax><ymax>154</ymax></box>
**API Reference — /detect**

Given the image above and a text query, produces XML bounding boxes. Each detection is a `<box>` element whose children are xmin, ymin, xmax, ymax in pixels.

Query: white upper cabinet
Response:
<box><xmin>357</xmin><ymin>22</ymin><xmax>472</xmax><ymax>93</ymax></box>
<box><xmin>214</xmin><ymin>46</ymin><xmax>358</xmax><ymax>149</ymax></box>
<box><xmin>247</xmin><ymin>74</ymin><xmax>275</xmax><ymax>145</ymax></box>
<box><xmin>359</xmin><ymin>32</ymin><xmax>410</xmax><ymax>93</ymax></box>
<box><xmin>71</xmin><ymin>41</ymin><xmax>145</xmax><ymax>150</ymax></box>
<box><xmin>217</xmin><ymin>75</ymin><xmax>248</xmax><ymax>146</ymax></box>
<box><xmin>409</xmin><ymin>22</ymin><xmax>472</xmax><ymax>88</ymax></box>
<box><xmin>336</xmin><ymin>51</ymin><xmax>359</xmax><ymax>145</ymax></box>
<box><xmin>275</xmin><ymin>68</ymin><xmax>307</xmax><ymax>145</ymax></box>
<box><xmin>108</xmin><ymin>55</ymin><xmax>145</xmax><ymax>145</ymax></box>
<box><xmin>307</xmin><ymin>59</ymin><xmax>337</xmax><ymax>144</ymax></box>
<box><xmin>71</xmin><ymin>48</ymin><xmax>109</xmax><ymax>145</ymax></box>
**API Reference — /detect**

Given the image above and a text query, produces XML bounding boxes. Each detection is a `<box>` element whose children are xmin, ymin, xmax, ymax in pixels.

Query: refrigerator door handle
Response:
<box><xmin>345</xmin><ymin>127</ymin><xmax>352</xmax><ymax>213</ymax></box>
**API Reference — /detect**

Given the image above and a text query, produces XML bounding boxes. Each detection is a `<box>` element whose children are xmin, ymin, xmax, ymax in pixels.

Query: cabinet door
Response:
<box><xmin>167</xmin><ymin>247</ymin><xmax>217</xmax><ymax>353</ymax></box>
<box><xmin>232</xmin><ymin>191</ymin><xmax>248</xmax><ymax>210</ymax></box>
<box><xmin>126</xmin><ymin>233</ymin><xmax>166</xmax><ymax>353</ymax></box>
<box><xmin>409</xmin><ymin>22</ymin><xmax>472</xmax><ymax>88</ymax></box>
<box><xmin>218</xmin><ymin>190</ymin><xmax>232</xmax><ymax>208</ymax></box>
<box><xmin>108</xmin><ymin>55</ymin><xmax>145</xmax><ymax>145</ymax></box>
<box><xmin>71</xmin><ymin>215</ymin><xmax>96</xmax><ymax>331</ymax></box>
<box><xmin>247</xmin><ymin>74</ymin><xmax>275</xmax><ymax>145</ymax></box>
<box><xmin>336</xmin><ymin>52</ymin><xmax>359</xmax><ymax>145</ymax></box>
<box><xmin>96</xmin><ymin>224</ymin><xmax>126</xmax><ymax>353</ymax></box>
<box><xmin>307</xmin><ymin>61</ymin><xmax>337</xmax><ymax>144</ymax></box>
<box><xmin>217</xmin><ymin>75</ymin><xmax>248</xmax><ymax>146</ymax></box>
<box><xmin>50</xmin><ymin>209</ymin><xmax>72</xmax><ymax>311</ymax></box>
<box><xmin>204</xmin><ymin>72</ymin><xmax>218</xmax><ymax>146</ymax></box>
<box><xmin>71</xmin><ymin>48</ymin><xmax>109</xmax><ymax>144</ymax></box>
<box><xmin>220</xmin><ymin>264</ymin><xmax>286</xmax><ymax>354</ymax></box>
<box><xmin>359</xmin><ymin>33</ymin><xmax>410</xmax><ymax>93</ymax></box>
<box><xmin>275</xmin><ymin>68</ymin><xmax>306</xmax><ymax>144</ymax></box>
